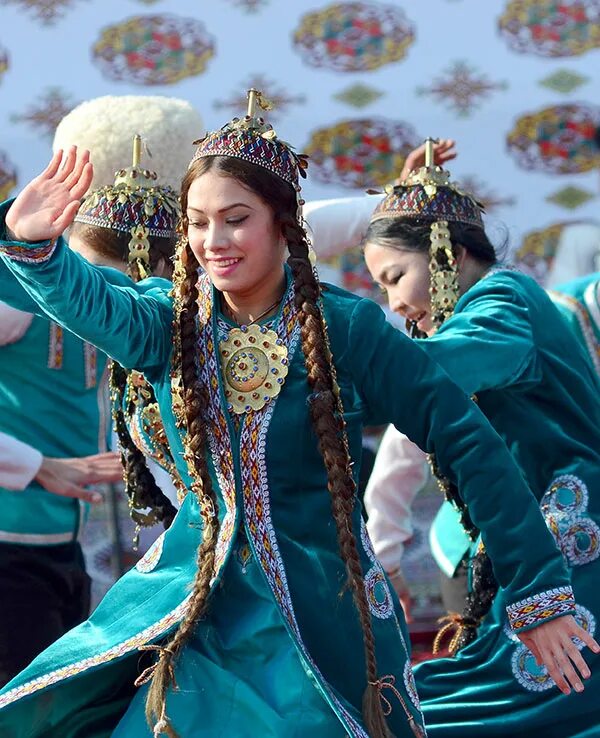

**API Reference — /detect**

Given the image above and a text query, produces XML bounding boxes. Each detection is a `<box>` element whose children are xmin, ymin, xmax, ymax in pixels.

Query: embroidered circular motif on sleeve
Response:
<box><xmin>365</xmin><ymin>565</ymin><xmax>394</xmax><ymax>619</ymax></box>
<box><xmin>403</xmin><ymin>660</ymin><xmax>421</xmax><ymax>710</ymax></box>
<box><xmin>135</xmin><ymin>532</ymin><xmax>165</xmax><ymax>573</ymax></box>
<box><xmin>541</xmin><ymin>474</ymin><xmax>589</xmax><ymax>516</ymax></box>
<box><xmin>540</xmin><ymin>474</ymin><xmax>600</xmax><ymax>567</ymax></box>
<box><xmin>511</xmin><ymin>644</ymin><xmax>555</xmax><ymax>692</ymax></box>
<box><xmin>572</xmin><ymin>605</ymin><xmax>597</xmax><ymax>648</ymax></box>
<box><xmin>563</xmin><ymin>517</ymin><xmax>600</xmax><ymax>566</ymax></box>
<box><xmin>360</xmin><ymin>518</ymin><xmax>377</xmax><ymax>563</ymax></box>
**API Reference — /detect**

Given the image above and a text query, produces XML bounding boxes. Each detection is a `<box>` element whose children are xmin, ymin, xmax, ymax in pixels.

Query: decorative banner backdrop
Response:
<box><xmin>1</xmin><ymin>0</ymin><xmax>600</xmax><ymax>271</ymax></box>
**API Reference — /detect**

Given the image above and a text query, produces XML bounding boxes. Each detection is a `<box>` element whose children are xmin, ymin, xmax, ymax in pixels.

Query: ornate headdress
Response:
<box><xmin>74</xmin><ymin>135</ymin><xmax>180</xmax><ymax>278</ymax></box>
<box><xmin>371</xmin><ymin>139</ymin><xmax>485</xmax><ymax>328</ymax></box>
<box><xmin>190</xmin><ymin>88</ymin><xmax>310</xmax><ymax>235</ymax></box>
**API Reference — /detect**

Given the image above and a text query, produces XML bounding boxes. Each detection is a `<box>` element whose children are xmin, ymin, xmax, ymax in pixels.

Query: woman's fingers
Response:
<box><xmin>63</xmin><ymin>149</ymin><xmax>90</xmax><ymax>191</ymax></box>
<box><xmin>69</xmin><ymin>161</ymin><xmax>94</xmax><ymax>201</ymax></box>
<box><xmin>51</xmin><ymin>200</ymin><xmax>82</xmax><ymax>235</ymax></box>
<box><xmin>56</xmin><ymin>145</ymin><xmax>78</xmax><ymax>183</ymax></box>
<box><xmin>573</xmin><ymin>625</ymin><xmax>600</xmax><ymax>654</ymax></box>
<box><xmin>40</xmin><ymin>149</ymin><xmax>64</xmax><ymax>181</ymax></box>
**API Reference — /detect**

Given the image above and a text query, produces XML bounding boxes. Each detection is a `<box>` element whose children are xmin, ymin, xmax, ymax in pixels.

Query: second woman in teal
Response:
<box><xmin>0</xmin><ymin>95</ymin><xmax>595</xmax><ymax>738</ymax></box>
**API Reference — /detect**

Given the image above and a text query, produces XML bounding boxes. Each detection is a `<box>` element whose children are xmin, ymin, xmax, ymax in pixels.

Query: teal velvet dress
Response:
<box><xmin>413</xmin><ymin>268</ymin><xmax>600</xmax><ymax>738</ymax></box>
<box><xmin>0</xmin><ymin>203</ymin><xmax>578</xmax><ymax>738</ymax></box>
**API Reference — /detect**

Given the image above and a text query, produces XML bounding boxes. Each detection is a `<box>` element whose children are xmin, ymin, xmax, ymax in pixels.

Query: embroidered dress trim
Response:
<box><xmin>0</xmin><ymin>596</ymin><xmax>191</xmax><ymax>709</ymax></box>
<box><xmin>0</xmin><ymin>239</ymin><xmax>57</xmax><ymax>264</ymax></box>
<box><xmin>506</xmin><ymin>585</ymin><xmax>576</xmax><ymax>631</ymax></box>
<box><xmin>84</xmin><ymin>343</ymin><xmax>97</xmax><ymax>389</ymax></box>
<box><xmin>196</xmin><ymin>275</ymin><xmax>238</xmax><ymax>582</ymax></box>
<box><xmin>550</xmin><ymin>290</ymin><xmax>600</xmax><ymax>376</ymax></box>
<box><xmin>47</xmin><ymin>323</ymin><xmax>63</xmax><ymax>369</ymax></box>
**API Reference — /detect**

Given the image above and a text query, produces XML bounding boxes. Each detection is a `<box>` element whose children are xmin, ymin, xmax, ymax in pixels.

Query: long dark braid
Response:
<box><xmin>109</xmin><ymin>361</ymin><xmax>176</xmax><ymax>535</ymax></box>
<box><xmin>141</xmin><ymin>244</ymin><xmax>221</xmax><ymax>738</ymax></box>
<box><xmin>286</xmin><ymin>217</ymin><xmax>420</xmax><ymax>738</ymax></box>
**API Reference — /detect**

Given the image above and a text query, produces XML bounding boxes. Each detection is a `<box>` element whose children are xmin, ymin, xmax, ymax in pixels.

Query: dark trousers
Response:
<box><xmin>0</xmin><ymin>540</ymin><xmax>90</xmax><ymax>687</ymax></box>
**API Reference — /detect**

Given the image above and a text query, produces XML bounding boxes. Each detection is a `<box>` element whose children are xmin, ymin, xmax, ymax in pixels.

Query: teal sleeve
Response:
<box><xmin>0</xmin><ymin>200</ymin><xmax>173</xmax><ymax>374</ymax></box>
<box><xmin>416</xmin><ymin>275</ymin><xmax>540</xmax><ymax>396</ymax></box>
<box><xmin>0</xmin><ymin>254</ymin><xmax>46</xmax><ymax>314</ymax></box>
<box><xmin>347</xmin><ymin>298</ymin><xmax>574</xmax><ymax>629</ymax></box>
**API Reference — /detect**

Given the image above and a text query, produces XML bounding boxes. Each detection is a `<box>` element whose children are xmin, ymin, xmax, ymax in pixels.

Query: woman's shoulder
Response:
<box><xmin>459</xmin><ymin>265</ymin><xmax>545</xmax><ymax>310</ymax></box>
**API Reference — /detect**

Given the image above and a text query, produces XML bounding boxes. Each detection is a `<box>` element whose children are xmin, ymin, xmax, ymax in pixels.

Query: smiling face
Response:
<box><xmin>364</xmin><ymin>241</ymin><xmax>434</xmax><ymax>334</ymax></box>
<box><xmin>186</xmin><ymin>168</ymin><xmax>286</xmax><ymax>301</ymax></box>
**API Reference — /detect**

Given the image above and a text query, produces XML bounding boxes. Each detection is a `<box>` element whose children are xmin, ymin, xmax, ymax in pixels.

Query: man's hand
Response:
<box><xmin>35</xmin><ymin>451</ymin><xmax>123</xmax><ymax>504</ymax></box>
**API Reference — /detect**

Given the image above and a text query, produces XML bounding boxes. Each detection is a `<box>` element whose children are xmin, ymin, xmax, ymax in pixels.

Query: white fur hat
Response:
<box><xmin>53</xmin><ymin>95</ymin><xmax>203</xmax><ymax>191</ymax></box>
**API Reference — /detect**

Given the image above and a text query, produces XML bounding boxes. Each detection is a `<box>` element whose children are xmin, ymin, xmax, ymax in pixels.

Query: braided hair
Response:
<box><xmin>364</xmin><ymin>217</ymin><xmax>500</xmax><ymax>651</ymax></box>
<box><xmin>142</xmin><ymin>155</ymin><xmax>402</xmax><ymax>738</ymax></box>
<box><xmin>70</xmin><ymin>223</ymin><xmax>177</xmax><ymax>533</ymax></box>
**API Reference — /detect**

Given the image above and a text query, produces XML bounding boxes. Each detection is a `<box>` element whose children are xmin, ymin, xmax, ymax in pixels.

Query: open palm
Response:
<box><xmin>397</xmin><ymin>138</ymin><xmax>457</xmax><ymax>184</ymax></box>
<box><xmin>6</xmin><ymin>146</ymin><xmax>93</xmax><ymax>243</ymax></box>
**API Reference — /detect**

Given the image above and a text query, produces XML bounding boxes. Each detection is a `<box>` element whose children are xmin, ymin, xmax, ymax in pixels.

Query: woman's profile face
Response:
<box><xmin>186</xmin><ymin>170</ymin><xmax>286</xmax><ymax>297</ymax></box>
<box><xmin>364</xmin><ymin>241</ymin><xmax>434</xmax><ymax>335</ymax></box>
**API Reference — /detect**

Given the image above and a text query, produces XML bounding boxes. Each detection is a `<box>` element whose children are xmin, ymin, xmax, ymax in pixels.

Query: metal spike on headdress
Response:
<box><xmin>75</xmin><ymin>134</ymin><xmax>180</xmax><ymax>276</ymax></box>
<box><xmin>371</xmin><ymin>138</ymin><xmax>486</xmax><ymax>328</ymax></box>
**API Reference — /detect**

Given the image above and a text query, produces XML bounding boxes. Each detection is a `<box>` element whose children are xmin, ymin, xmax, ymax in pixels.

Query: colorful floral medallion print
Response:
<box><xmin>293</xmin><ymin>2</ymin><xmax>415</xmax><ymax>72</ymax></box>
<box><xmin>498</xmin><ymin>0</ymin><xmax>600</xmax><ymax>58</ymax></box>
<box><xmin>0</xmin><ymin>151</ymin><xmax>17</xmax><ymax>201</ymax></box>
<box><xmin>214</xmin><ymin>75</ymin><xmax>305</xmax><ymax>120</ymax></box>
<box><xmin>92</xmin><ymin>14</ymin><xmax>215</xmax><ymax>85</ymax></box>
<box><xmin>304</xmin><ymin>118</ymin><xmax>419</xmax><ymax>189</ymax></box>
<box><xmin>507</xmin><ymin>103</ymin><xmax>600</xmax><ymax>174</ymax></box>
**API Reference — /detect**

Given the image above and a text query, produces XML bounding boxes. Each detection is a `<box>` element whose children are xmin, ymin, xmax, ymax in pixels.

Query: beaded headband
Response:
<box><xmin>75</xmin><ymin>135</ymin><xmax>180</xmax><ymax>275</ymax></box>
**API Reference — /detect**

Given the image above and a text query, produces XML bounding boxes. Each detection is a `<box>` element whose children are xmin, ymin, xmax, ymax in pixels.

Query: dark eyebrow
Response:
<box><xmin>187</xmin><ymin>203</ymin><xmax>253</xmax><ymax>214</ymax></box>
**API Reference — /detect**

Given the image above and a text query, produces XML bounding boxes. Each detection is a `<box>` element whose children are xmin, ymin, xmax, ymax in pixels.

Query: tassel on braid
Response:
<box><xmin>142</xmin><ymin>242</ymin><xmax>220</xmax><ymax>738</ymax></box>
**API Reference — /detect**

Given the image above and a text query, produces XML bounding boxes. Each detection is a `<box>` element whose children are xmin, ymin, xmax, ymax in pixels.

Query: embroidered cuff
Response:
<box><xmin>0</xmin><ymin>238</ymin><xmax>57</xmax><ymax>264</ymax></box>
<box><xmin>506</xmin><ymin>585</ymin><xmax>576</xmax><ymax>632</ymax></box>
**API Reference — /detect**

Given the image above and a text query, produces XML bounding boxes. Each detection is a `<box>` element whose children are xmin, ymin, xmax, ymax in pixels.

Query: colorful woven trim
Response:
<box><xmin>75</xmin><ymin>182</ymin><xmax>179</xmax><ymax>238</ymax></box>
<box><xmin>506</xmin><ymin>585</ymin><xmax>576</xmax><ymax>631</ymax></box>
<box><xmin>0</xmin><ymin>238</ymin><xmax>57</xmax><ymax>263</ymax></box>
<box><xmin>371</xmin><ymin>184</ymin><xmax>484</xmax><ymax>228</ymax></box>
<box><xmin>192</xmin><ymin>126</ymin><xmax>304</xmax><ymax>186</ymax></box>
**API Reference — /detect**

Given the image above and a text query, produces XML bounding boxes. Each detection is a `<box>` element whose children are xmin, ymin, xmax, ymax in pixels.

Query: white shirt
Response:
<box><xmin>364</xmin><ymin>425</ymin><xmax>429</xmax><ymax>572</ymax></box>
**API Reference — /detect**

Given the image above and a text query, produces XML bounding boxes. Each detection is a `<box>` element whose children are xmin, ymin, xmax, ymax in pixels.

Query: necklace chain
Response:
<box><xmin>222</xmin><ymin>297</ymin><xmax>281</xmax><ymax>327</ymax></box>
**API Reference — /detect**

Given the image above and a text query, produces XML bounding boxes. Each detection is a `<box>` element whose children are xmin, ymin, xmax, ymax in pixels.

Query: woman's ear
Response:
<box><xmin>454</xmin><ymin>243</ymin><xmax>468</xmax><ymax>269</ymax></box>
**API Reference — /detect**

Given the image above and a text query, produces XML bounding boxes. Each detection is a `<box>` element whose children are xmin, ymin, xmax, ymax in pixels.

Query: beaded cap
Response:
<box><xmin>191</xmin><ymin>89</ymin><xmax>308</xmax><ymax>195</ymax></box>
<box><xmin>75</xmin><ymin>134</ymin><xmax>180</xmax><ymax>240</ymax></box>
<box><xmin>371</xmin><ymin>142</ymin><xmax>484</xmax><ymax>228</ymax></box>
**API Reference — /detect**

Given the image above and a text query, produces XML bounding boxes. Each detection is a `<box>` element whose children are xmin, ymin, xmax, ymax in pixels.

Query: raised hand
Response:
<box><xmin>396</xmin><ymin>138</ymin><xmax>457</xmax><ymax>184</ymax></box>
<box><xmin>518</xmin><ymin>613</ymin><xmax>600</xmax><ymax>695</ymax></box>
<box><xmin>6</xmin><ymin>146</ymin><xmax>93</xmax><ymax>243</ymax></box>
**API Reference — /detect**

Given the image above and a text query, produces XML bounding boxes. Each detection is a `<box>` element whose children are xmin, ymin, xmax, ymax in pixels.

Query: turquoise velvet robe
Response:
<box><xmin>414</xmin><ymin>268</ymin><xmax>600</xmax><ymax>738</ymax></box>
<box><xmin>0</xmin><ymin>207</ymin><xmax>576</xmax><ymax>737</ymax></box>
